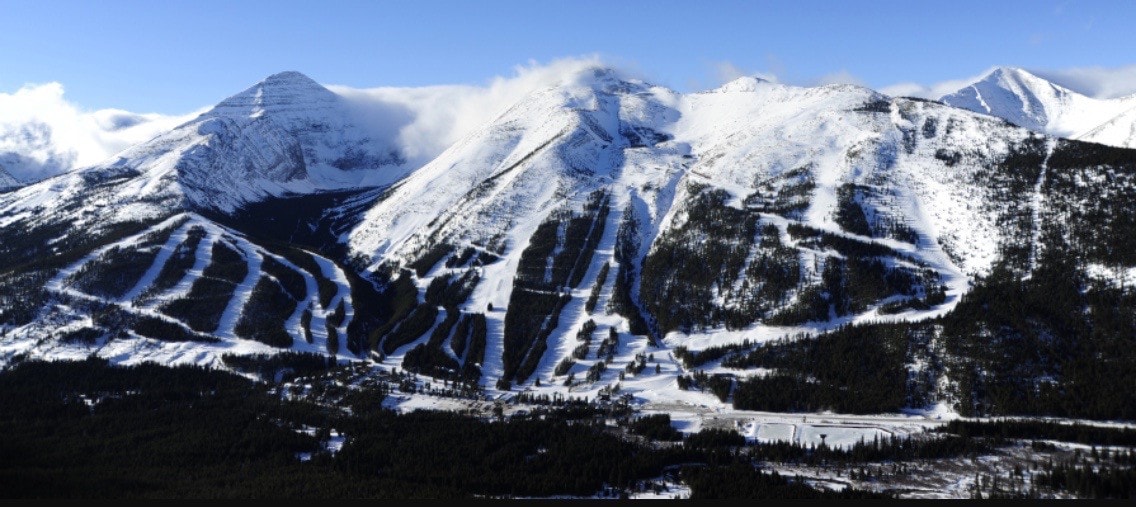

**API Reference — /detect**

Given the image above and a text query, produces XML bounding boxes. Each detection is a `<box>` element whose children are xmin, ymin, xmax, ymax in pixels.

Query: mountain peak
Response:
<box><xmin>262</xmin><ymin>70</ymin><xmax>319</xmax><ymax>85</ymax></box>
<box><xmin>980</xmin><ymin>67</ymin><xmax>1072</xmax><ymax>96</ymax></box>
<box><xmin>555</xmin><ymin>65</ymin><xmax>652</xmax><ymax>94</ymax></box>
<box><xmin>941</xmin><ymin>66</ymin><xmax>1078</xmax><ymax>132</ymax></box>
<box><xmin>986</xmin><ymin>66</ymin><xmax>1029</xmax><ymax>79</ymax></box>
<box><xmin>939</xmin><ymin>66</ymin><xmax>1136</xmax><ymax>144</ymax></box>
<box><xmin>206</xmin><ymin>70</ymin><xmax>338</xmax><ymax>120</ymax></box>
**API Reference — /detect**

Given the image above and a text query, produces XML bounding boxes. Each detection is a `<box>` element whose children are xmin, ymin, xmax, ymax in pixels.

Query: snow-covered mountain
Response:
<box><xmin>109</xmin><ymin>70</ymin><xmax>409</xmax><ymax>213</ymax></box>
<box><xmin>941</xmin><ymin>66</ymin><xmax>1136</xmax><ymax>147</ymax></box>
<box><xmin>3</xmin><ymin>67</ymin><xmax>1136</xmax><ymax>418</ymax></box>
<box><xmin>0</xmin><ymin>71</ymin><xmax>411</xmax><ymax>367</ymax></box>
<box><xmin>343</xmin><ymin>70</ymin><xmax>1066</xmax><ymax>391</ymax></box>
<box><xmin>0</xmin><ymin>72</ymin><xmax>407</xmax><ymax>200</ymax></box>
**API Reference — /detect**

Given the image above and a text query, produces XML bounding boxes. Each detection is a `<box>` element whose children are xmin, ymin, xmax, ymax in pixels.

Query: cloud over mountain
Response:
<box><xmin>327</xmin><ymin>56</ymin><xmax>620</xmax><ymax>167</ymax></box>
<box><xmin>0</xmin><ymin>82</ymin><xmax>202</xmax><ymax>183</ymax></box>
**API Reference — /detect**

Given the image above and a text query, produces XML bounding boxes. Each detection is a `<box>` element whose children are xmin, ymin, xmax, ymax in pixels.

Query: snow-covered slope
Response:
<box><xmin>942</xmin><ymin>67</ymin><xmax>1136</xmax><ymax>147</ymax></box>
<box><xmin>1076</xmin><ymin>103</ymin><xmax>1136</xmax><ymax>147</ymax></box>
<box><xmin>0</xmin><ymin>211</ymin><xmax>356</xmax><ymax>367</ymax></box>
<box><xmin>0</xmin><ymin>72</ymin><xmax>397</xmax><ymax>315</ymax></box>
<box><xmin>352</xmin><ymin>72</ymin><xmax>1037</xmax><ymax>290</ymax></box>
<box><xmin>349</xmin><ymin>68</ymin><xmax>641</xmax><ymax>267</ymax></box>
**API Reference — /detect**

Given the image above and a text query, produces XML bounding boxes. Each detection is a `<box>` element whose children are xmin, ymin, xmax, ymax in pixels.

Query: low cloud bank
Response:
<box><xmin>0</xmin><ymin>82</ymin><xmax>200</xmax><ymax>183</ymax></box>
<box><xmin>328</xmin><ymin>56</ymin><xmax>613</xmax><ymax>166</ymax></box>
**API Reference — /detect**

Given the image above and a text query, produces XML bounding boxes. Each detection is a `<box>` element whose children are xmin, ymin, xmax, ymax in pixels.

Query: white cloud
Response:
<box><xmin>707</xmin><ymin>61</ymin><xmax>780</xmax><ymax>89</ymax></box>
<box><xmin>812</xmin><ymin>70</ymin><xmax>865</xmax><ymax>87</ymax></box>
<box><xmin>879</xmin><ymin>68</ymin><xmax>996</xmax><ymax>100</ymax></box>
<box><xmin>713</xmin><ymin>61</ymin><xmax>747</xmax><ymax>84</ymax></box>
<box><xmin>0</xmin><ymin>82</ymin><xmax>202</xmax><ymax>183</ymax></box>
<box><xmin>708</xmin><ymin>61</ymin><xmax>869</xmax><ymax>90</ymax></box>
<box><xmin>875</xmin><ymin>82</ymin><xmax>926</xmax><ymax>98</ymax></box>
<box><xmin>328</xmin><ymin>56</ymin><xmax>621</xmax><ymax>165</ymax></box>
<box><xmin>1029</xmin><ymin>65</ymin><xmax>1136</xmax><ymax>99</ymax></box>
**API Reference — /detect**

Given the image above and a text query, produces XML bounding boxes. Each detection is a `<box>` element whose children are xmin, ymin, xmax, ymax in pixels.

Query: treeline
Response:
<box><xmin>928</xmin><ymin>137</ymin><xmax>1136</xmax><ymax>419</ymax></box>
<box><xmin>707</xmin><ymin>144</ymin><xmax>1136</xmax><ymax>419</ymax></box>
<box><xmin>681</xmin><ymin>465</ymin><xmax>886</xmax><ymax>499</ymax></box>
<box><xmin>135</xmin><ymin>226</ymin><xmax>206</xmax><ymax>305</ymax></box>
<box><xmin>277</xmin><ymin>247</ymin><xmax>337</xmax><ymax>308</ymax></box>
<box><xmin>502</xmin><ymin>191</ymin><xmax>608</xmax><ymax>385</ymax></box>
<box><xmin>629</xmin><ymin>416</ymin><xmax>992</xmax><ymax>467</ymax></box>
<box><xmin>221</xmin><ymin>352</ymin><xmax>335</xmax><ymax>382</ymax></box>
<box><xmin>1048</xmin><ymin>140</ymin><xmax>1136</xmax><ymax>265</ymax></box>
<box><xmin>8</xmin><ymin>359</ymin><xmax>1136</xmax><ymax>498</ymax></box>
<box><xmin>941</xmin><ymin>222</ymin><xmax>1136</xmax><ymax>419</ymax></box>
<box><xmin>640</xmin><ymin>185</ymin><xmax>760</xmax><ymax>333</ymax></box>
<box><xmin>1038</xmin><ymin>462</ymin><xmax>1136</xmax><ymax>499</ymax></box>
<box><xmin>160</xmin><ymin>240</ymin><xmax>248</xmax><ymax>333</ymax></box>
<box><xmin>941</xmin><ymin>420</ymin><xmax>1136</xmax><ymax>447</ymax></box>
<box><xmin>766</xmin><ymin>224</ymin><xmax>941</xmax><ymax>325</ymax></box>
<box><xmin>401</xmin><ymin>270</ymin><xmax>486</xmax><ymax>383</ymax></box>
<box><xmin>628</xmin><ymin>414</ymin><xmax>683</xmax><ymax>441</ymax></box>
<box><xmin>674</xmin><ymin>340</ymin><xmax>757</xmax><ymax>369</ymax></box>
<box><xmin>746</xmin><ymin>434</ymin><xmax>989</xmax><ymax>466</ymax></box>
<box><xmin>675</xmin><ymin>370</ymin><xmax>734</xmax><ymax>402</ymax></box>
<box><xmin>742</xmin><ymin>165</ymin><xmax>815</xmax><ymax>217</ymax></box>
<box><xmin>834</xmin><ymin>183</ymin><xmax>920</xmax><ymax>244</ymax></box>
<box><xmin>729</xmin><ymin>324</ymin><xmax>911</xmax><ymax>414</ymax></box>
<box><xmin>0</xmin><ymin>213</ymin><xmax>161</xmax><ymax>325</ymax></box>
<box><xmin>234</xmin><ymin>276</ymin><xmax>298</xmax><ymax>348</ymax></box>
<box><xmin>608</xmin><ymin>206</ymin><xmax>653</xmax><ymax>337</ymax></box>
<box><xmin>67</xmin><ymin>222</ymin><xmax>178</xmax><ymax>300</ymax></box>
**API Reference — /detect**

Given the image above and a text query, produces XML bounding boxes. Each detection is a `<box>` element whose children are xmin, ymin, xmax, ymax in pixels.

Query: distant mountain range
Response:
<box><xmin>4</xmin><ymin>66</ymin><xmax>1133</xmax><ymax>191</ymax></box>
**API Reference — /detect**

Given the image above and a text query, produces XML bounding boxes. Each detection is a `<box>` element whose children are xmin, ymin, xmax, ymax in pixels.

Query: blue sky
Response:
<box><xmin>2</xmin><ymin>0</ymin><xmax>1134</xmax><ymax>113</ymax></box>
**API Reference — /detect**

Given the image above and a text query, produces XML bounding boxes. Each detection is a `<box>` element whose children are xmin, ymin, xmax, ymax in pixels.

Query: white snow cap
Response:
<box><xmin>204</xmin><ymin>71</ymin><xmax>340</xmax><ymax>120</ymax></box>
